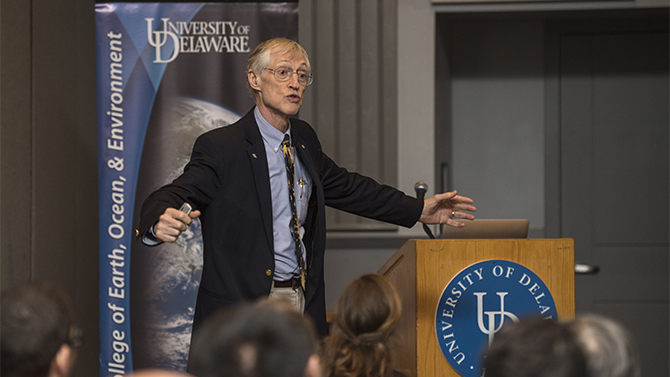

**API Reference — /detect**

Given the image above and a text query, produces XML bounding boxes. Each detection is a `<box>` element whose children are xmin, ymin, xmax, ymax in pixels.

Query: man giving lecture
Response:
<box><xmin>138</xmin><ymin>37</ymin><xmax>476</xmax><ymax>337</ymax></box>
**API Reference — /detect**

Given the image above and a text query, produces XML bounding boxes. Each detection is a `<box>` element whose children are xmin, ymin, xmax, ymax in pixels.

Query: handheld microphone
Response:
<box><xmin>414</xmin><ymin>181</ymin><xmax>428</xmax><ymax>201</ymax></box>
<box><xmin>179</xmin><ymin>202</ymin><xmax>193</xmax><ymax>216</ymax></box>
<box><xmin>414</xmin><ymin>181</ymin><xmax>435</xmax><ymax>239</ymax></box>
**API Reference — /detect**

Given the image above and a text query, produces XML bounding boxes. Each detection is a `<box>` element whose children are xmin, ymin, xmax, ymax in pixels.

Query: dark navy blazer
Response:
<box><xmin>139</xmin><ymin>108</ymin><xmax>423</xmax><ymax>336</ymax></box>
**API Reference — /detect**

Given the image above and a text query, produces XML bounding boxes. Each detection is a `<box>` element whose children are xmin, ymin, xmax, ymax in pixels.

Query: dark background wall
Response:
<box><xmin>1</xmin><ymin>0</ymin><xmax>99</xmax><ymax>375</ymax></box>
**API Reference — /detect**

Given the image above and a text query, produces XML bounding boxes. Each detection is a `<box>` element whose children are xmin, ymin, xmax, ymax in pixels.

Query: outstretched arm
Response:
<box><xmin>419</xmin><ymin>191</ymin><xmax>476</xmax><ymax>228</ymax></box>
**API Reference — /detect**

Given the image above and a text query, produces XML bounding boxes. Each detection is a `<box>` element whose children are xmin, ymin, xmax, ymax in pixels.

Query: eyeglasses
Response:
<box><xmin>265</xmin><ymin>66</ymin><xmax>313</xmax><ymax>86</ymax></box>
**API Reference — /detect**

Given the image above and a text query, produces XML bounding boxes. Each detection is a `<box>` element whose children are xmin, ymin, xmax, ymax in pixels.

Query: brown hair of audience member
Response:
<box><xmin>1</xmin><ymin>282</ymin><xmax>81</xmax><ymax>377</ymax></box>
<box><xmin>567</xmin><ymin>314</ymin><xmax>641</xmax><ymax>377</ymax></box>
<box><xmin>483</xmin><ymin>316</ymin><xmax>588</xmax><ymax>377</ymax></box>
<box><xmin>321</xmin><ymin>274</ymin><xmax>402</xmax><ymax>377</ymax></box>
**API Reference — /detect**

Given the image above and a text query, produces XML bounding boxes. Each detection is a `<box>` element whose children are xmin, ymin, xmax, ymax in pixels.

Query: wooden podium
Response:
<box><xmin>377</xmin><ymin>238</ymin><xmax>574</xmax><ymax>377</ymax></box>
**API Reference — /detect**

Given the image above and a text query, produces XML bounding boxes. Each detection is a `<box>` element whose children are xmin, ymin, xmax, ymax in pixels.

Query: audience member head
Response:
<box><xmin>483</xmin><ymin>316</ymin><xmax>587</xmax><ymax>377</ymax></box>
<box><xmin>322</xmin><ymin>273</ymin><xmax>402</xmax><ymax>377</ymax></box>
<box><xmin>129</xmin><ymin>369</ymin><xmax>193</xmax><ymax>377</ymax></box>
<box><xmin>1</xmin><ymin>281</ymin><xmax>81</xmax><ymax>377</ymax></box>
<box><xmin>188</xmin><ymin>301</ymin><xmax>320</xmax><ymax>377</ymax></box>
<box><xmin>567</xmin><ymin>314</ymin><xmax>641</xmax><ymax>377</ymax></box>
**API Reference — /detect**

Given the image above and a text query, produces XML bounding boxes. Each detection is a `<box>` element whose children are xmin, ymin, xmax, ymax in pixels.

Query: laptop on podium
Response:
<box><xmin>440</xmin><ymin>219</ymin><xmax>530</xmax><ymax>239</ymax></box>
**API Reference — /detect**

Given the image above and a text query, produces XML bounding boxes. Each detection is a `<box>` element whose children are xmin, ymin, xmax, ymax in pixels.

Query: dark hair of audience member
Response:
<box><xmin>483</xmin><ymin>316</ymin><xmax>588</xmax><ymax>377</ymax></box>
<box><xmin>1</xmin><ymin>281</ymin><xmax>79</xmax><ymax>377</ymax></box>
<box><xmin>321</xmin><ymin>274</ymin><xmax>403</xmax><ymax>377</ymax></box>
<box><xmin>567</xmin><ymin>314</ymin><xmax>641</xmax><ymax>377</ymax></box>
<box><xmin>128</xmin><ymin>369</ymin><xmax>194</xmax><ymax>377</ymax></box>
<box><xmin>188</xmin><ymin>301</ymin><xmax>319</xmax><ymax>377</ymax></box>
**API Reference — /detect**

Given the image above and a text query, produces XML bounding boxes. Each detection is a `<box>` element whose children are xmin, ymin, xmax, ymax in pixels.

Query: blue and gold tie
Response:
<box><xmin>281</xmin><ymin>134</ymin><xmax>306</xmax><ymax>290</ymax></box>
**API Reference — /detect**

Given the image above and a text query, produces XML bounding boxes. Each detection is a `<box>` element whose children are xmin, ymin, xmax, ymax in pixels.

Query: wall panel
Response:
<box><xmin>299</xmin><ymin>0</ymin><xmax>398</xmax><ymax>230</ymax></box>
<box><xmin>1</xmin><ymin>0</ymin><xmax>33</xmax><ymax>288</ymax></box>
<box><xmin>0</xmin><ymin>1</ymin><xmax>99</xmax><ymax>376</ymax></box>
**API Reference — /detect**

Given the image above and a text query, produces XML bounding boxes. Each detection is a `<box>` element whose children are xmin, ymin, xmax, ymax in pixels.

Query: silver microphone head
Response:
<box><xmin>414</xmin><ymin>181</ymin><xmax>428</xmax><ymax>193</ymax></box>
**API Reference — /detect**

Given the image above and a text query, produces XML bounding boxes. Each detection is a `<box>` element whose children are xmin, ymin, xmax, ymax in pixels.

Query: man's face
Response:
<box><xmin>250</xmin><ymin>50</ymin><xmax>309</xmax><ymax>127</ymax></box>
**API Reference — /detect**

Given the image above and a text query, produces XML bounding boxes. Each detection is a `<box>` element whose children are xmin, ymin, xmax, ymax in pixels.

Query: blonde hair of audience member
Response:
<box><xmin>322</xmin><ymin>274</ymin><xmax>403</xmax><ymax>377</ymax></box>
<box><xmin>567</xmin><ymin>314</ymin><xmax>641</xmax><ymax>377</ymax></box>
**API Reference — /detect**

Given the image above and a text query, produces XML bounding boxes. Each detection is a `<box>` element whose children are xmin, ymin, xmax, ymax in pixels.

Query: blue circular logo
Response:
<box><xmin>435</xmin><ymin>259</ymin><xmax>558</xmax><ymax>377</ymax></box>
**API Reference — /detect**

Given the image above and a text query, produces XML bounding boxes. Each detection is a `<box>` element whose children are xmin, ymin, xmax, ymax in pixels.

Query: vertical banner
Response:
<box><xmin>96</xmin><ymin>3</ymin><xmax>298</xmax><ymax>375</ymax></box>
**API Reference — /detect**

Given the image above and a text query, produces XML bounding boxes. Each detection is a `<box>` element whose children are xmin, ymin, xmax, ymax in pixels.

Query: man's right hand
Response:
<box><xmin>154</xmin><ymin>207</ymin><xmax>201</xmax><ymax>243</ymax></box>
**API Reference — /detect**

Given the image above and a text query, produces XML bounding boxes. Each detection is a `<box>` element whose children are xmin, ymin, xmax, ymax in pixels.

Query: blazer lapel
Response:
<box><xmin>293</xmin><ymin>134</ymin><xmax>320</xmax><ymax>193</ymax></box>
<box><xmin>293</xmin><ymin>133</ymin><xmax>320</xmax><ymax>263</ymax></box>
<box><xmin>244</xmin><ymin>115</ymin><xmax>274</xmax><ymax>253</ymax></box>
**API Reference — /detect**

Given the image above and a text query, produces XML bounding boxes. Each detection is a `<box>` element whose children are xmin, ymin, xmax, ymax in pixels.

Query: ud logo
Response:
<box><xmin>435</xmin><ymin>260</ymin><xmax>558</xmax><ymax>377</ymax></box>
<box><xmin>474</xmin><ymin>292</ymin><xmax>519</xmax><ymax>347</ymax></box>
<box><xmin>146</xmin><ymin>18</ymin><xmax>180</xmax><ymax>64</ymax></box>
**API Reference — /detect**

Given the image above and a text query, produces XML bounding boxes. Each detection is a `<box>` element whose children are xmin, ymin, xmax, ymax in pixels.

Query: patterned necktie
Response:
<box><xmin>281</xmin><ymin>134</ymin><xmax>306</xmax><ymax>290</ymax></box>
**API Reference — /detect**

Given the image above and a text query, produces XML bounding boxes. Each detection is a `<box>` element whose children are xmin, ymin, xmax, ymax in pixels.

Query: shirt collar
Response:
<box><xmin>254</xmin><ymin>106</ymin><xmax>290</xmax><ymax>151</ymax></box>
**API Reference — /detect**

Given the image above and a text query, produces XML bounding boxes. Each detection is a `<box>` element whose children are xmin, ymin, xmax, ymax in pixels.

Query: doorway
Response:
<box><xmin>554</xmin><ymin>18</ymin><xmax>669</xmax><ymax>376</ymax></box>
<box><xmin>436</xmin><ymin>9</ymin><xmax>669</xmax><ymax>375</ymax></box>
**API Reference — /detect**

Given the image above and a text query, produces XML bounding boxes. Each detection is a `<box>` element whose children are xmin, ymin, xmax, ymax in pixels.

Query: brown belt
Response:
<box><xmin>273</xmin><ymin>277</ymin><xmax>301</xmax><ymax>289</ymax></box>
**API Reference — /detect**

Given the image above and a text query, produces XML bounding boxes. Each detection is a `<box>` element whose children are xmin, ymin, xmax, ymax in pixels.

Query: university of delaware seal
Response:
<box><xmin>435</xmin><ymin>259</ymin><xmax>558</xmax><ymax>377</ymax></box>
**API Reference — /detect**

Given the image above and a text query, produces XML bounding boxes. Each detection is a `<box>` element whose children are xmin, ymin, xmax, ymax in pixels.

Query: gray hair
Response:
<box><xmin>567</xmin><ymin>314</ymin><xmax>641</xmax><ymax>377</ymax></box>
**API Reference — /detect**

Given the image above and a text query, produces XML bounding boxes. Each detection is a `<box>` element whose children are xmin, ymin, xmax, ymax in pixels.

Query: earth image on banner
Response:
<box><xmin>132</xmin><ymin>97</ymin><xmax>240</xmax><ymax>369</ymax></box>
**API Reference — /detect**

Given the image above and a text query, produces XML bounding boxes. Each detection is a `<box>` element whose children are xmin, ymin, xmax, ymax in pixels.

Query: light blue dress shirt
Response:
<box><xmin>145</xmin><ymin>108</ymin><xmax>313</xmax><ymax>279</ymax></box>
<box><xmin>254</xmin><ymin>107</ymin><xmax>312</xmax><ymax>281</ymax></box>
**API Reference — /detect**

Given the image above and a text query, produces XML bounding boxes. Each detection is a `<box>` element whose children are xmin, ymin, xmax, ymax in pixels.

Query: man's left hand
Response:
<box><xmin>419</xmin><ymin>190</ymin><xmax>476</xmax><ymax>228</ymax></box>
